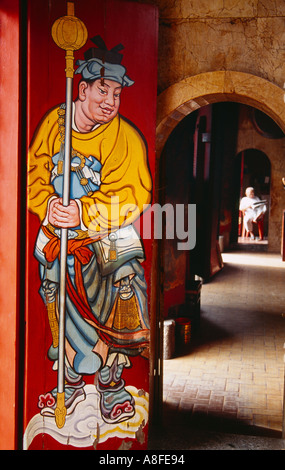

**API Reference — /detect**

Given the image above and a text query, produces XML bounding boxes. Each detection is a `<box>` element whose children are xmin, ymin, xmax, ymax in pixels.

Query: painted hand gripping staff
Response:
<box><xmin>26</xmin><ymin>4</ymin><xmax>152</xmax><ymax>447</ymax></box>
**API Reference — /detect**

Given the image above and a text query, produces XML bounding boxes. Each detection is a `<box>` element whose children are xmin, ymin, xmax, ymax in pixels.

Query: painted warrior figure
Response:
<box><xmin>27</xmin><ymin>36</ymin><xmax>152</xmax><ymax>424</ymax></box>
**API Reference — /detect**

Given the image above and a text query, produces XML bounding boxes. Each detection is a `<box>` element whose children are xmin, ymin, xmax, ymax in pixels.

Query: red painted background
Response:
<box><xmin>24</xmin><ymin>0</ymin><xmax>157</xmax><ymax>450</ymax></box>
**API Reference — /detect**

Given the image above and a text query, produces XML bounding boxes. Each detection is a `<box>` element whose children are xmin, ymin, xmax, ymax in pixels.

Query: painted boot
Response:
<box><xmin>39</xmin><ymin>366</ymin><xmax>86</xmax><ymax>418</ymax></box>
<box><xmin>97</xmin><ymin>357</ymin><xmax>135</xmax><ymax>424</ymax></box>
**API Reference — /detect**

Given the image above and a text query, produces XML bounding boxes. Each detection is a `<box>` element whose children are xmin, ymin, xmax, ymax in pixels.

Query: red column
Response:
<box><xmin>0</xmin><ymin>0</ymin><xmax>21</xmax><ymax>450</ymax></box>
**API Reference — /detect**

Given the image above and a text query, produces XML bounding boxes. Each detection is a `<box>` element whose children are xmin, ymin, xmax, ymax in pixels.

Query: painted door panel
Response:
<box><xmin>23</xmin><ymin>0</ymin><xmax>157</xmax><ymax>450</ymax></box>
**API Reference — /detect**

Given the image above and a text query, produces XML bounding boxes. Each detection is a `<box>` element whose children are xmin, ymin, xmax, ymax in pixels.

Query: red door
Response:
<box><xmin>23</xmin><ymin>0</ymin><xmax>157</xmax><ymax>450</ymax></box>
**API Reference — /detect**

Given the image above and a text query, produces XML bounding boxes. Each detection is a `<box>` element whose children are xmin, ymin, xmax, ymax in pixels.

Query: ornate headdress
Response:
<box><xmin>75</xmin><ymin>35</ymin><xmax>134</xmax><ymax>87</ymax></box>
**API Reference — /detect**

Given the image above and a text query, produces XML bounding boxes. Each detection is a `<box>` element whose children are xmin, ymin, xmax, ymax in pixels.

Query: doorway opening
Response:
<box><xmin>155</xmin><ymin>100</ymin><xmax>285</xmax><ymax>443</ymax></box>
<box><xmin>235</xmin><ymin>149</ymin><xmax>271</xmax><ymax>248</ymax></box>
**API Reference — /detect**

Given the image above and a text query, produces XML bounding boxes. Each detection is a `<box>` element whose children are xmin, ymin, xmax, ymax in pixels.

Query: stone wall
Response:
<box><xmin>131</xmin><ymin>0</ymin><xmax>285</xmax><ymax>251</ymax></box>
<box><xmin>138</xmin><ymin>0</ymin><xmax>285</xmax><ymax>94</ymax></box>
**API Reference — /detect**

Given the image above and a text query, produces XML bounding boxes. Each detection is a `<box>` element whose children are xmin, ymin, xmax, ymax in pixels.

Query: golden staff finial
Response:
<box><xmin>52</xmin><ymin>2</ymin><xmax>88</xmax><ymax>79</ymax></box>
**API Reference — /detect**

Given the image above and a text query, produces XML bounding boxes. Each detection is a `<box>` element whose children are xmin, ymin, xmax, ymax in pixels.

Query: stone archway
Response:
<box><xmin>156</xmin><ymin>71</ymin><xmax>285</xmax><ymax>155</ymax></box>
<box><xmin>150</xmin><ymin>70</ymin><xmax>285</xmax><ymax>429</ymax></box>
<box><xmin>155</xmin><ymin>70</ymin><xmax>285</xmax><ymax>252</ymax></box>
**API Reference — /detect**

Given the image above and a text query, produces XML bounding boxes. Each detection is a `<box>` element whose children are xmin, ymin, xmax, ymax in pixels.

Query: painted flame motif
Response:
<box><xmin>38</xmin><ymin>393</ymin><xmax>56</xmax><ymax>409</ymax></box>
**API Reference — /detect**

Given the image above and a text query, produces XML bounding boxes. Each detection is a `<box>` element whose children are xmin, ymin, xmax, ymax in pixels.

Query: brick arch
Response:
<box><xmin>156</xmin><ymin>71</ymin><xmax>285</xmax><ymax>155</ymax></box>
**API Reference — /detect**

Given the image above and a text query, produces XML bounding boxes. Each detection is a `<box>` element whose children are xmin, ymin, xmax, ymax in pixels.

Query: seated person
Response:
<box><xmin>239</xmin><ymin>187</ymin><xmax>267</xmax><ymax>240</ymax></box>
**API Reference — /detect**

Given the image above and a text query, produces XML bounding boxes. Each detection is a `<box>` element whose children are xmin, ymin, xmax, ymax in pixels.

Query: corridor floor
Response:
<box><xmin>149</xmin><ymin>249</ymin><xmax>285</xmax><ymax>450</ymax></box>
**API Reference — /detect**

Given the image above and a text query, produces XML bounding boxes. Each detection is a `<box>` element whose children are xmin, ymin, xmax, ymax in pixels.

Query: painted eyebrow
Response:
<box><xmin>98</xmin><ymin>83</ymin><xmax>122</xmax><ymax>91</ymax></box>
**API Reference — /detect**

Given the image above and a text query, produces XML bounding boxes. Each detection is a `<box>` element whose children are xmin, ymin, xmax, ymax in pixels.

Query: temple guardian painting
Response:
<box><xmin>23</xmin><ymin>0</ymin><xmax>157</xmax><ymax>450</ymax></box>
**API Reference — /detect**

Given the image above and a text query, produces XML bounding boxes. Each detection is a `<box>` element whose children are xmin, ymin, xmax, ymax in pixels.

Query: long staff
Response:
<box><xmin>51</xmin><ymin>1</ymin><xmax>87</xmax><ymax>429</ymax></box>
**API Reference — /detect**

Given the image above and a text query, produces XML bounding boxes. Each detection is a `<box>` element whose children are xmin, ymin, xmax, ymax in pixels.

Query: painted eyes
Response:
<box><xmin>98</xmin><ymin>87</ymin><xmax>107</xmax><ymax>95</ymax></box>
<box><xmin>98</xmin><ymin>87</ymin><xmax>121</xmax><ymax>100</ymax></box>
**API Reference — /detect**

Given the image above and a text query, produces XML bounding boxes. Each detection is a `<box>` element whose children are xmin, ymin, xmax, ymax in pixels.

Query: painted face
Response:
<box><xmin>79</xmin><ymin>78</ymin><xmax>122</xmax><ymax>126</ymax></box>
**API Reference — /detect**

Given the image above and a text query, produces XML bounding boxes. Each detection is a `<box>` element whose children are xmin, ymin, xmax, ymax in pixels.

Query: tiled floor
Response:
<box><xmin>157</xmin><ymin>248</ymin><xmax>285</xmax><ymax>448</ymax></box>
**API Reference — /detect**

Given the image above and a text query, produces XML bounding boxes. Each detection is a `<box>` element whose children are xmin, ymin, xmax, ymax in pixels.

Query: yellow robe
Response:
<box><xmin>28</xmin><ymin>105</ymin><xmax>152</xmax><ymax>237</ymax></box>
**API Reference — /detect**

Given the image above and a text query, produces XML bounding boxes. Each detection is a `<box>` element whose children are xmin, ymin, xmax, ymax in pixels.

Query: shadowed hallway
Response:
<box><xmin>149</xmin><ymin>250</ymin><xmax>285</xmax><ymax>450</ymax></box>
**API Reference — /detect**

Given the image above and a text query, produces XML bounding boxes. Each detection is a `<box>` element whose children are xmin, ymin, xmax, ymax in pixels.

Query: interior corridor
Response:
<box><xmin>149</xmin><ymin>249</ymin><xmax>285</xmax><ymax>450</ymax></box>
